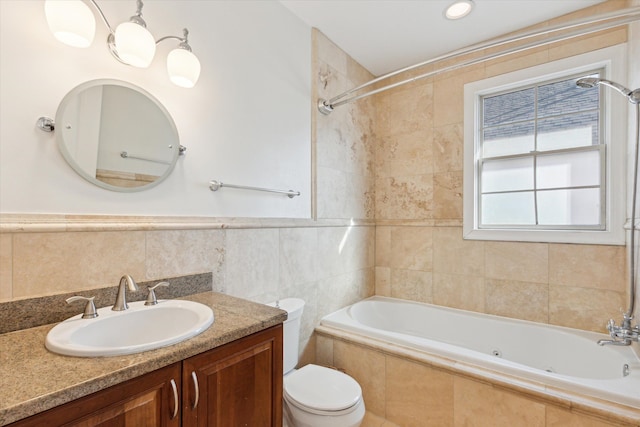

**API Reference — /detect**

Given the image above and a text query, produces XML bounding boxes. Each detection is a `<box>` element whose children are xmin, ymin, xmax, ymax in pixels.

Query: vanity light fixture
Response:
<box><xmin>444</xmin><ymin>0</ymin><xmax>474</xmax><ymax>20</ymax></box>
<box><xmin>44</xmin><ymin>0</ymin><xmax>201</xmax><ymax>88</ymax></box>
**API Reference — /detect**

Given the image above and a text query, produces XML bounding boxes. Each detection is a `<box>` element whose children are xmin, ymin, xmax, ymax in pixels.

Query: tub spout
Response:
<box><xmin>597</xmin><ymin>338</ymin><xmax>631</xmax><ymax>346</ymax></box>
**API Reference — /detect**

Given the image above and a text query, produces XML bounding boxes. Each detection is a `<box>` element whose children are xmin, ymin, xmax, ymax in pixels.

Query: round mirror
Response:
<box><xmin>55</xmin><ymin>79</ymin><xmax>181</xmax><ymax>192</ymax></box>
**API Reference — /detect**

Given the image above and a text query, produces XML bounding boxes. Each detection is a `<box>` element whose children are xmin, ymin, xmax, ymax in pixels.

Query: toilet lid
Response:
<box><xmin>284</xmin><ymin>364</ymin><xmax>362</xmax><ymax>412</ymax></box>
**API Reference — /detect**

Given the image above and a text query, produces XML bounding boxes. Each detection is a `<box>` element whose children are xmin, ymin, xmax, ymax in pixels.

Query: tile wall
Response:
<box><xmin>373</xmin><ymin>0</ymin><xmax>634</xmax><ymax>333</ymax></box>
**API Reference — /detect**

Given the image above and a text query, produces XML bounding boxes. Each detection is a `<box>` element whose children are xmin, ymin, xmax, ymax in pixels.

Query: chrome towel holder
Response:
<box><xmin>209</xmin><ymin>180</ymin><xmax>300</xmax><ymax>198</ymax></box>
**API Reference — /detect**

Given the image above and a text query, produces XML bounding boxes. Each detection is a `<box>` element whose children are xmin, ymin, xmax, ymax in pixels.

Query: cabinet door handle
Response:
<box><xmin>191</xmin><ymin>371</ymin><xmax>200</xmax><ymax>410</ymax></box>
<box><xmin>169</xmin><ymin>378</ymin><xmax>179</xmax><ymax>420</ymax></box>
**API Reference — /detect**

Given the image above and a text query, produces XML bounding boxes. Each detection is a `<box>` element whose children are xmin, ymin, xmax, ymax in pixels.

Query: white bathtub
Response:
<box><xmin>320</xmin><ymin>296</ymin><xmax>640</xmax><ymax>409</ymax></box>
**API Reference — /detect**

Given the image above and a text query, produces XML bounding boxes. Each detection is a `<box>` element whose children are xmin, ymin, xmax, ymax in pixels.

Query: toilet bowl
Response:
<box><xmin>268</xmin><ymin>298</ymin><xmax>365</xmax><ymax>427</ymax></box>
<box><xmin>283</xmin><ymin>364</ymin><xmax>365</xmax><ymax>427</ymax></box>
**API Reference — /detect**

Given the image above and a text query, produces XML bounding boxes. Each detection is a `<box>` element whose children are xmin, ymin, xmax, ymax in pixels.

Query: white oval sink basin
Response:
<box><xmin>45</xmin><ymin>300</ymin><xmax>214</xmax><ymax>357</ymax></box>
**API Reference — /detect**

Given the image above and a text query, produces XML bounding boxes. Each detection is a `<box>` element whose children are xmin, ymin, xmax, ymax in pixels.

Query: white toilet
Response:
<box><xmin>269</xmin><ymin>298</ymin><xmax>365</xmax><ymax>427</ymax></box>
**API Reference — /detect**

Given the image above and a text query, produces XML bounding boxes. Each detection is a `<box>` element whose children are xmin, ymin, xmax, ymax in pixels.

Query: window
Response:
<box><xmin>463</xmin><ymin>45</ymin><xmax>626</xmax><ymax>244</ymax></box>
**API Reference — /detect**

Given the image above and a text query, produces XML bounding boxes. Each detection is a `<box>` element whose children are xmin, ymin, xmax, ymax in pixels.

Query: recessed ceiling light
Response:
<box><xmin>445</xmin><ymin>0</ymin><xmax>474</xmax><ymax>20</ymax></box>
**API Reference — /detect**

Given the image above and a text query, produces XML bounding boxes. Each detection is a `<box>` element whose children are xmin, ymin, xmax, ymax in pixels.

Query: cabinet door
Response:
<box><xmin>183</xmin><ymin>325</ymin><xmax>283</xmax><ymax>427</ymax></box>
<box><xmin>10</xmin><ymin>363</ymin><xmax>181</xmax><ymax>427</ymax></box>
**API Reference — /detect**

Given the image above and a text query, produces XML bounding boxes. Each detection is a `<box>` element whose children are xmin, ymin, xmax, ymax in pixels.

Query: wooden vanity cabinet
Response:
<box><xmin>10</xmin><ymin>362</ymin><xmax>182</xmax><ymax>427</ymax></box>
<box><xmin>9</xmin><ymin>325</ymin><xmax>283</xmax><ymax>427</ymax></box>
<box><xmin>182</xmin><ymin>325</ymin><xmax>283</xmax><ymax>427</ymax></box>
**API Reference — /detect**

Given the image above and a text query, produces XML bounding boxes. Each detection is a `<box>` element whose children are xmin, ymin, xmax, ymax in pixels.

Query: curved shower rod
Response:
<box><xmin>318</xmin><ymin>6</ymin><xmax>640</xmax><ymax>115</ymax></box>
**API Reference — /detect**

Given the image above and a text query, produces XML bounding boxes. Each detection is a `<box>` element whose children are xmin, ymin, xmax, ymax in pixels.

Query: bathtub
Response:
<box><xmin>320</xmin><ymin>296</ymin><xmax>640</xmax><ymax>410</ymax></box>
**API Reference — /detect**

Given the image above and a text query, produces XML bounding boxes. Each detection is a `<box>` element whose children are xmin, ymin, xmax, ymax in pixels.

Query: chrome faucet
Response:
<box><xmin>597</xmin><ymin>316</ymin><xmax>640</xmax><ymax>346</ymax></box>
<box><xmin>112</xmin><ymin>275</ymin><xmax>139</xmax><ymax>311</ymax></box>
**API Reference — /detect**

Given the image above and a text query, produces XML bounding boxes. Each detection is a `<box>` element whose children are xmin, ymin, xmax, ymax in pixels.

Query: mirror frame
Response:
<box><xmin>55</xmin><ymin>79</ymin><xmax>181</xmax><ymax>192</ymax></box>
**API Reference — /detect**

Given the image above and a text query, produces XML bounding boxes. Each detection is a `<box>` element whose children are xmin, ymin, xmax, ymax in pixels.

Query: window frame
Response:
<box><xmin>463</xmin><ymin>45</ymin><xmax>627</xmax><ymax>245</ymax></box>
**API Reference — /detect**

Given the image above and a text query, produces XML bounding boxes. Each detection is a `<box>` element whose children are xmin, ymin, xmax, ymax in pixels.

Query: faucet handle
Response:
<box><xmin>145</xmin><ymin>282</ymin><xmax>170</xmax><ymax>306</ymax></box>
<box><xmin>66</xmin><ymin>296</ymin><xmax>98</xmax><ymax>319</ymax></box>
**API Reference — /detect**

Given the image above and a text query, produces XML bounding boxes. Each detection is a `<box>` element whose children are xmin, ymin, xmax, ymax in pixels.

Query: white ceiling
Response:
<box><xmin>280</xmin><ymin>0</ymin><xmax>606</xmax><ymax>76</ymax></box>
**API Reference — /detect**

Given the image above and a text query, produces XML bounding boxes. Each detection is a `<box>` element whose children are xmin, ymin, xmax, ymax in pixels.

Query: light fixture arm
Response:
<box><xmin>156</xmin><ymin>29</ymin><xmax>193</xmax><ymax>51</ymax></box>
<box><xmin>87</xmin><ymin>0</ymin><xmax>115</xmax><ymax>35</ymax></box>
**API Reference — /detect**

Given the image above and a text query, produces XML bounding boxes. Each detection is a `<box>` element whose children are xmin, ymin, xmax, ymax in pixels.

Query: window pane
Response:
<box><xmin>483</xmin><ymin>87</ymin><xmax>535</xmax><ymax>127</ymax></box>
<box><xmin>537</xmin><ymin>110</ymin><xmax>599</xmax><ymax>151</ymax></box>
<box><xmin>482</xmin><ymin>157</ymin><xmax>534</xmax><ymax>192</ymax></box>
<box><xmin>538</xmin><ymin>188</ymin><xmax>601</xmax><ymax>225</ymax></box>
<box><xmin>481</xmin><ymin>192</ymin><xmax>536</xmax><ymax>225</ymax></box>
<box><xmin>536</xmin><ymin>150</ymin><xmax>600</xmax><ymax>189</ymax></box>
<box><xmin>483</xmin><ymin>121</ymin><xmax>535</xmax><ymax>157</ymax></box>
<box><xmin>537</xmin><ymin>75</ymin><xmax>599</xmax><ymax>118</ymax></box>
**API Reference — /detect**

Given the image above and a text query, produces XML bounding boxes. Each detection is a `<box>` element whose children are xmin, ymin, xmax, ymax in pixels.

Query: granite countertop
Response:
<box><xmin>0</xmin><ymin>291</ymin><xmax>287</xmax><ymax>426</ymax></box>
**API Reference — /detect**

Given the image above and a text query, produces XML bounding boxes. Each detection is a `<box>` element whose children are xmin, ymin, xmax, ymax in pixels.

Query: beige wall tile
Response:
<box><xmin>485</xmin><ymin>47</ymin><xmax>549</xmax><ymax>78</ymax></box>
<box><xmin>433</xmin><ymin>69</ymin><xmax>484</xmax><ymax>127</ymax></box>
<box><xmin>546</xmin><ymin>406</ymin><xmax>623</xmax><ymax>427</ymax></box>
<box><xmin>225</xmin><ymin>228</ymin><xmax>279</xmax><ymax>300</ymax></box>
<box><xmin>549</xmin><ymin>244</ymin><xmax>626</xmax><ymax>291</ymax></box>
<box><xmin>433</xmin><ymin>273</ymin><xmax>485</xmax><ymax>312</ymax></box>
<box><xmin>486</xmin><ymin>279</ymin><xmax>549</xmax><ymax>323</ymax></box>
<box><xmin>377</xmin><ymin>81</ymin><xmax>433</xmax><ymax>137</ymax></box>
<box><xmin>549</xmin><ymin>286</ymin><xmax>626</xmax><ymax>332</ymax></box>
<box><xmin>453</xmin><ymin>377</ymin><xmax>545</xmax><ymax>427</ymax></box>
<box><xmin>0</xmin><ymin>234</ymin><xmax>12</xmax><ymax>301</ymax></box>
<box><xmin>334</xmin><ymin>341</ymin><xmax>387</xmax><ymax>417</ymax></box>
<box><xmin>376</xmin><ymin>226</ymin><xmax>391</xmax><ymax>267</ymax></box>
<box><xmin>375</xmin><ymin>175</ymin><xmax>433</xmax><ymax>220</ymax></box>
<box><xmin>375</xmin><ymin>266</ymin><xmax>391</xmax><ymax>297</ymax></box>
<box><xmin>279</xmin><ymin>228</ymin><xmax>318</xmax><ymax>287</ymax></box>
<box><xmin>433</xmin><ymin>124</ymin><xmax>463</xmax><ymax>173</ymax></box>
<box><xmin>433</xmin><ymin>171</ymin><xmax>463</xmax><ymax>220</ymax></box>
<box><xmin>389</xmin><ymin>226</ymin><xmax>433</xmax><ymax>271</ymax></box>
<box><xmin>376</xmin><ymin>129</ymin><xmax>433</xmax><ymax>178</ymax></box>
<box><xmin>12</xmin><ymin>231</ymin><xmax>145</xmax><ymax>298</ymax></box>
<box><xmin>386</xmin><ymin>356</ymin><xmax>454</xmax><ymax>426</ymax></box>
<box><xmin>314</xmin><ymin>30</ymin><xmax>348</xmax><ymax>77</ymax></box>
<box><xmin>485</xmin><ymin>242</ymin><xmax>549</xmax><ymax>284</ymax></box>
<box><xmin>390</xmin><ymin>269</ymin><xmax>433</xmax><ymax>303</ymax></box>
<box><xmin>548</xmin><ymin>27</ymin><xmax>627</xmax><ymax>61</ymax></box>
<box><xmin>145</xmin><ymin>229</ymin><xmax>224</xmax><ymax>286</ymax></box>
<box><xmin>433</xmin><ymin>227</ymin><xmax>485</xmax><ymax>276</ymax></box>
<box><xmin>315</xmin><ymin>335</ymin><xmax>334</xmax><ymax>367</ymax></box>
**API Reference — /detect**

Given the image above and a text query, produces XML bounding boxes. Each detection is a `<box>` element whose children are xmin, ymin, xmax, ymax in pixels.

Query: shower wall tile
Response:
<box><xmin>548</xmin><ymin>244</ymin><xmax>626</xmax><ymax>291</ymax></box>
<box><xmin>375</xmin><ymin>174</ymin><xmax>434</xmax><ymax>220</ymax></box>
<box><xmin>432</xmin><ymin>68</ymin><xmax>484</xmax><ymax>127</ymax></box>
<box><xmin>485</xmin><ymin>279</ymin><xmax>549</xmax><ymax>323</ymax></box>
<box><xmin>375</xmin><ymin>226</ymin><xmax>391</xmax><ymax>267</ymax></box>
<box><xmin>453</xmin><ymin>377</ymin><xmax>546</xmax><ymax>427</ymax></box>
<box><xmin>484</xmin><ymin>47</ymin><xmax>549</xmax><ymax>79</ymax></box>
<box><xmin>549</xmin><ymin>286</ymin><xmax>625</xmax><ymax>331</ymax></box>
<box><xmin>375</xmin><ymin>129</ymin><xmax>434</xmax><ymax>178</ymax></box>
<box><xmin>390</xmin><ymin>269</ymin><xmax>432</xmax><ymax>303</ymax></box>
<box><xmin>376</xmin><ymin>81</ymin><xmax>433</xmax><ymax>137</ymax></box>
<box><xmin>375</xmin><ymin>266</ymin><xmax>391</xmax><ymax>297</ymax></box>
<box><xmin>433</xmin><ymin>227</ymin><xmax>485</xmax><ymax>276</ymax></box>
<box><xmin>433</xmin><ymin>123</ymin><xmax>464</xmax><ymax>174</ymax></box>
<box><xmin>12</xmin><ymin>231</ymin><xmax>145</xmax><ymax>298</ymax></box>
<box><xmin>432</xmin><ymin>273</ymin><xmax>485</xmax><ymax>312</ymax></box>
<box><xmin>145</xmin><ymin>229</ymin><xmax>225</xmax><ymax>288</ymax></box>
<box><xmin>545</xmin><ymin>406</ymin><xmax>623</xmax><ymax>427</ymax></box>
<box><xmin>485</xmin><ymin>242</ymin><xmax>549</xmax><ymax>284</ymax></box>
<box><xmin>0</xmin><ymin>234</ymin><xmax>12</xmax><ymax>301</ymax></box>
<box><xmin>548</xmin><ymin>27</ymin><xmax>627</xmax><ymax>62</ymax></box>
<box><xmin>386</xmin><ymin>356</ymin><xmax>454</xmax><ymax>426</ymax></box>
<box><xmin>432</xmin><ymin>171</ymin><xmax>463</xmax><ymax>220</ymax></box>
<box><xmin>389</xmin><ymin>226</ymin><xmax>433</xmax><ymax>271</ymax></box>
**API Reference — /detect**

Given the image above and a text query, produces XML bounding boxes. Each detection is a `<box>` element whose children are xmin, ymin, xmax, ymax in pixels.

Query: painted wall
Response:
<box><xmin>0</xmin><ymin>0</ymin><xmax>311</xmax><ymax>218</ymax></box>
<box><xmin>373</xmin><ymin>1</ymin><xmax>637</xmax><ymax>334</ymax></box>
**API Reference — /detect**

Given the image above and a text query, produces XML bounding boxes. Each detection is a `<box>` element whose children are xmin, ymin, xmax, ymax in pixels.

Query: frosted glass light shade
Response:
<box><xmin>445</xmin><ymin>0</ymin><xmax>474</xmax><ymax>19</ymax></box>
<box><xmin>167</xmin><ymin>49</ymin><xmax>201</xmax><ymax>88</ymax></box>
<box><xmin>114</xmin><ymin>21</ymin><xmax>156</xmax><ymax>68</ymax></box>
<box><xmin>44</xmin><ymin>0</ymin><xmax>96</xmax><ymax>48</ymax></box>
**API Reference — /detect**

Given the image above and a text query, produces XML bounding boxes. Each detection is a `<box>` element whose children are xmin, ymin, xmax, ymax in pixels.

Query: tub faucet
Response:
<box><xmin>597</xmin><ymin>317</ymin><xmax>640</xmax><ymax>346</ymax></box>
<box><xmin>112</xmin><ymin>275</ymin><xmax>139</xmax><ymax>311</ymax></box>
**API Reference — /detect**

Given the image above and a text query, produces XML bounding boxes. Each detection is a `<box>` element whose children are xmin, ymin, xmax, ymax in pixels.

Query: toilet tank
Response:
<box><xmin>268</xmin><ymin>298</ymin><xmax>305</xmax><ymax>375</ymax></box>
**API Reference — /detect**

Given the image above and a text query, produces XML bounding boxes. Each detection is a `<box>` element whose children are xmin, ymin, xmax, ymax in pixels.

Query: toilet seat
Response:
<box><xmin>284</xmin><ymin>364</ymin><xmax>362</xmax><ymax>415</ymax></box>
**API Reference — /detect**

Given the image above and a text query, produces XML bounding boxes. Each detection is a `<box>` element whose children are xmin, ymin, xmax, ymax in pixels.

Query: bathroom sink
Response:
<box><xmin>45</xmin><ymin>300</ymin><xmax>214</xmax><ymax>357</ymax></box>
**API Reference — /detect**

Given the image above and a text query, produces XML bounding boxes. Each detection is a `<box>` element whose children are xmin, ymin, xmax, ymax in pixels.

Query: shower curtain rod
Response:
<box><xmin>318</xmin><ymin>6</ymin><xmax>640</xmax><ymax>115</ymax></box>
